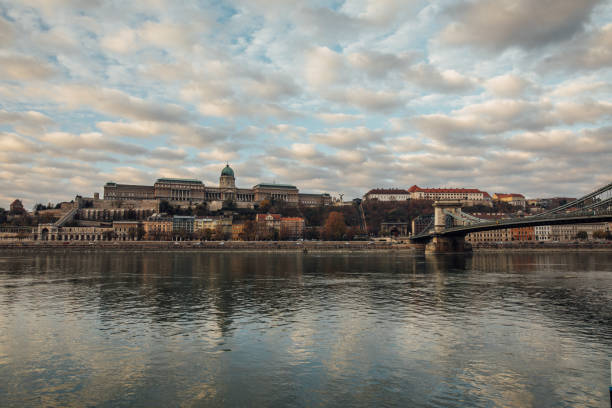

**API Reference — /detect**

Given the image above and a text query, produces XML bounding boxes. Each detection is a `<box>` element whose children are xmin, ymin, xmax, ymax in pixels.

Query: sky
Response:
<box><xmin>1</xmin><ymin>0</ymin><xmax>611</xmax><ymax>209</ymax></box>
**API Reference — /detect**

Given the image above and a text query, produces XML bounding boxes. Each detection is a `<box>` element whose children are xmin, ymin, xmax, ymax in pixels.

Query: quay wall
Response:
<box><xmin>0</xmin><ymin>240</ymin><xmax>414</xmax><ymax>252</ymax></box>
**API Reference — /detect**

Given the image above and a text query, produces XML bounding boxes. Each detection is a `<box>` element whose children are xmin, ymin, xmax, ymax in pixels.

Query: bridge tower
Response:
<box><xmin>426</xmin><ymin>200</ymin><xmax>470</xmax><ymax>254</ymax></box>
<box><xmin>433</xmin><ymin>200</ymin><xmax>464</xmax><ymax>232</ymax></box>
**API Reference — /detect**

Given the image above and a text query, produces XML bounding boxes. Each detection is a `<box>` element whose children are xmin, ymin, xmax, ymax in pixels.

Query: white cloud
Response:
<box><xmin>0</xmin><ymin>16</ymin><xmax>15</xmax><ymax>46</ymax></box>
<box><xmin>39</xmin><ymin>85</ymin><xmax>191</xmax><ymax>123</ymax></box>
<box><xmin>100</xmin><ymin>28</ymin><xmax>137</xmax><ymax>54</ymax></box>
<box><xmin>485</xmin><ymin>74</ymin><xmax>532</xmax><ymax>98</ymax></box>
<box><xmin>0</xmin><ymin>110</ymin><xmax>54</xmax><ymax>135</ymax></box>
<box><xmin>542</xmin><ymin>23</ymin><xmax>612</xmax><ymax>71</ymax></box>
<box><xmin>317</xmin><ymin>112</ymin><xmax>364</xmax><ymax>124</ymax></box>
<box><xmin>39</xmin><ymin>131</ymin><xmax>147</xmax><ymax>155</ymax></box>
<box><xmin>0</xmin><ymin>0</ymin><xmax>611</xmax><ymax>206</ymax></box>
<box><xmin>438</xmin><ymin>0</ymin><xmax>604</xmax><ymax>51</ymax></box>
<box><xmin>304</xmin><ymin>46</ymin><xmax>346</xmax><ymax>88</ymax></box>
<box><xmin>0</xmin><ymin>132</ymin><xmax>41</xmax><ymax>153</ymax></box>
<box><xmin>0</xmin><ymin>54</ymin><xmax>56</xmax><ymax>80</ymax></box>
<box><xmin>312</xmin><ymin>126</ymin><xmax>384</xmax><ymax>148</ymax></box>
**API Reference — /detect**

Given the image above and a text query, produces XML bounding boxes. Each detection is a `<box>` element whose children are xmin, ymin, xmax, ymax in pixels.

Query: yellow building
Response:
<box><xmin>142</xmin><ymin>219</ymin><xmax>172</xmax><ymax>240</ymax></box>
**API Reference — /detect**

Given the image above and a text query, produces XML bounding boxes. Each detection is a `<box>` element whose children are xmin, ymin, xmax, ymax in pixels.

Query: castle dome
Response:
<box><xmin>221</xmin><ymin>164</ymin><xmax>234</xmax><ymax>177</ymax></box>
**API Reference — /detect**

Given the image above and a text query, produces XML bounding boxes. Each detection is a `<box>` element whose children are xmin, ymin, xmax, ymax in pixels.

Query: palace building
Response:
<box><xmin>103</xmin><ymin>164</ymin><xmax>331</xmax><ymax>210</ymax></box>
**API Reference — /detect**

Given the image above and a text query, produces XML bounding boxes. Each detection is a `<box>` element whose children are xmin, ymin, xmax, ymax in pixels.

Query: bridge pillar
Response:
<box><xmin>425</xmin><ymin>235</ymin><xmax>471</xmax><ymax>254</ymax></box>
<box><xmin>433</xmin><ymin>200</ymin><xmax>464</xmax><ymax>232</ymax></box>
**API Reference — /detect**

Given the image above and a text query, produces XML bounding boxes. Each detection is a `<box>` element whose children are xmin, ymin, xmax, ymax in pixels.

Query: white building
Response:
<box><xmin>407</xmin><ymin>185</ymin><xmax>492</xmax><ymax>206</ymax></box>
<box><xmin>536</xmin><ymin>223</ymin><xmax>610</xmax><ymax>241</ymax></box>
<box><xmin>363</xmin><ymin>188</ymin><xmax>411</xmax><ymax>201</ymax></box>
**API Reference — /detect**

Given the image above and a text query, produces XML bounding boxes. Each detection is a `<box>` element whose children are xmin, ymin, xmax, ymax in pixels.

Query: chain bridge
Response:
<box><xmin>410</xmin><ymin>182</ymin><xmax>612</xmax><ymax>253</ymax></box>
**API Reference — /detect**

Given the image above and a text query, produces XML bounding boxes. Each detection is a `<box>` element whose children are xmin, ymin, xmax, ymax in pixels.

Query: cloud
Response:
<box><xmin>42</xmin><ymin>85</ymin><xmax>191</xmax><ymax>123</ymax></box>
<box><xmin>39</xmin><ymin>132</ymin><xmax>147</xmax><ymax>155</ymax></box>
<box><xmin>405</xmin><ymin>63</ymin><xmax>476</xmax><ymax>92</ymax></box>
<box><xmin>326</xmin><ymin>88</ymin><xmax>404</xmax><ymax>112</ymax></box>
<box><xmin>96</xmin><ymin>121</ymin><xmax>163</xmax><ymax>139</ymax></box>
<box><xmin>312</xmin><ymin>126</ymin><xmax>384</xmax><ymax>148</ymax></box>
<box><xmin>197</xmin><ymin>148</ymin><xmax>239</xmax><ymax>162</ymax></box>
<box><xmin>438</xmin><ymin>0</ymin><xmax>603</xmax><ymax>52</ymax></box>
<box><xmin>304</xmin><ymin>46</ymin><xmax>346</xmax><ymax>88</ymax></box>
<box><xmin>0</xmin><ymin>0</ymin><xmax>611</xmax><ymax>206</ymax></box>
<box><xmin>506</xmin><ymin>127</ymin><xmax>612</xmax><ymax>155</ymax></box>
<box><xmin>541</xmin><ymin>23</ymin><xmax>612</xmax><ymax>71</ymax></box>
<box><xmin>100</xmin><ymin>28</ymin><xmax>137</xmax><ymax>54</ymax></box>
<box><xmin>347</xmin><ymin>50</ymin><xmax>414</xmax><ymax>78</ymax></box>
<box><xmin>0</xmin><ymin>16</ymin><xmax>15</xmax><ymax>46</ymax></box>
<box><xmin>0</xmin><ymin>54</ymin><xmax>56</xmax><ymax>80</ymax></box>
<box><xmin>0</xmin><ymin>132</ymin><xmax>41</xmax><ymax>153</ymax></box>
<box><xmin>101</xmin><ymin>21</ymin><xmax>210</xmax><ymax>54</ymax></box>
<box><xmin>484</xmin><ymin>74</ymin><xmax>533</xmax><ymax>98</ymax></box>
<box><xmin>0</xmin><ymin>110</ymin><xmax>54</xmax><ymax>135</ymax></box>
<box><xmin>549</xmin><ymin>77</ymin><xmax>612</xmax><ymax>98</ymax></box>
<box><xmin>149</xmin><ymin>147</ymin><xmax>187</xmax><ymax>161</ymax></box>
<box><xmin>317</xmin><ymin>112</ymin><xmax>364</xmax><ymax>124</ymax></box>
<box><xmin>413</xmin><ymin>98</ymin><xmax>612</xmax><ymax>141</ymax></box>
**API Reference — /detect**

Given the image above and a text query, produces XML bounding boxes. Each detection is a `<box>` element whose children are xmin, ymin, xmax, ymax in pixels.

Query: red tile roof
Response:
<box><xmin>256</xmin><ymin>213</ymin><xmax>282</xmax><ymax>221</ymax></box>
<box><xmin>365</xmin><ymin>188</ymin><xmax>410</xmax><ymax>195</ymax></box>
<box><xmin>408</xmin><ymin>185</ymin><xmax>486</xmax><ymax>194</ymax></box>
<box><xmin>494</xmin><ymin>193</ymin><xmax>525</xmax><ymax>199</ymax></box>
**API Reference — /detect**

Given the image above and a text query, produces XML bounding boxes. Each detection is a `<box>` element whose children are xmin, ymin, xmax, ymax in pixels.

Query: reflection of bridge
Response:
<box><xmin>411</xmin><ymin>182</ymin><xmax>612</xmax><ymax>253</ymax></box>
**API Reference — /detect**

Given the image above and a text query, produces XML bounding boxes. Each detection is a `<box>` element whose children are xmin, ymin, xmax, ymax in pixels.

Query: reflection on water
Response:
<box><xmin>0</xmin><ymin>251</ymin><xmax>611</xmax><ymax>407</ymax></box>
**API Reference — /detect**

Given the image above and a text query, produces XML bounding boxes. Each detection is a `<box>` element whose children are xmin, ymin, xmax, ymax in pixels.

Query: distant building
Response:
<box><xmin>172</xmin><ymin>216</ymin><xmax>195</xmax><ymax>234</ymax></box>
<box><xmin>232</xmin><ymin>222</ymin><xmax>246</xmax><ymax>240</ymax></box>
<box><xmin>298</xmin><ymin>193</ymin><xmax>332</xmax><ymax>206</ymax></box>
<box><xmin>466</xmin><ymin>228</ymin><xmax>512</xmax><ymax>244</ymax></box>
<box><xmin>511</xmin><ymin>226</ymin><xmax>535</xmax><ymax>241</ymax></box>
<box><xmin>493</xmin><ymin>193</ymin><xmax>526</xmax><ymax>208</ymax></box>
<box><xmin>34</xmin><ymin>225</ymin><xmax>114</xmax><ymax>241</ymax></box>
<box><xmin>142</xmin><ymin>218</ymin><xmax>172</xmax><ymax>240</ymax></box>
<box><xmin>256</xmin><ymin>213</ymin><xmax>282</xmax><ymax>239</ymax></box>
<box><xmin>535</xmin><ymin>222</ymin><xmax>610</xmax><ymax>241</ymax></box>
<box><xmin>113</xmin><ymin>221</ymin><xmax>141</xmax><ymax>241</ymax></box>
<box><xmin>280</xmin><ymin>217</ymin><xmax>305</xmax><ymax>239</ymax></box>
<box><xmin>103</xmin><ymin>164</ymin><xmax>330</xmax><ymax>210</ymax></box>
<box><xmin>103</xmin><ymin>183</ymin><xmax>155</xmax><ymax>200</ymax></box>
<box><xmin>380</xmin><ymin>222</ymin><xmax>409</xmax><ymax>236</ymax></box>
<box><xmin>363</xmin><ymin>188</ymin><xmax>410</xmax><ymax>201</ymax></box>
<box><xmin>407</xmin><ymin>185</ymin><xmax>491</xmax><ymax>206</ymax></box>
<box><xmin>254</xmin><ymin>213</ymin><xmax>304</xmax><ymax>240</ymax></box>
<box><xmin>154</xmin><ymin>179</ymin><xmax>206</xmax><ymax>202</ymax></box>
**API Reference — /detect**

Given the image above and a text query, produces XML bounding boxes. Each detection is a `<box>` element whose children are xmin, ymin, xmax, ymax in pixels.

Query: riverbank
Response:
<box><xmin>0</xmin><ymin>240</ymin><xmax>415</xmax><ymax>252</ymax></box>
<box><xmin>472</xmin><ymin>241</ymin><xmax>612</xmax><ymax>251</ymax></box>
<box><xmin>1</xmin><ymin>240</ymin><xmax>610</xmax><ymax>252</ymax></box>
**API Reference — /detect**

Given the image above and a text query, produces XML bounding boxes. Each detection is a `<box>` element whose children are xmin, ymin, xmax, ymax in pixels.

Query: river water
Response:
<box><xmin>0</xmin><ymin>250</ymin><xmax>611</xmax><ymax>407</ymax></box>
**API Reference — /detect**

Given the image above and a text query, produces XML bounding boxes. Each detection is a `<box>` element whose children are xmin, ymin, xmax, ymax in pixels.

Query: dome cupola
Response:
<box><xmin>221</xmin><ymin>164</ymin><xmax>234</xmax><ymax>177</ymax></box>
<box><xmin>219</xmin><ymin>163</ymin><xmax>236</xmax><ymax>188</ymax></box>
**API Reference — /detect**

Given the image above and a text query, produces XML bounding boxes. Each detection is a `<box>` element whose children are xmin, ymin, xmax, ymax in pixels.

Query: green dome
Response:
<box><xmin>221</xmin><ymin>164</ymin><xmax>234</xmax><ymax>177</ymax></box>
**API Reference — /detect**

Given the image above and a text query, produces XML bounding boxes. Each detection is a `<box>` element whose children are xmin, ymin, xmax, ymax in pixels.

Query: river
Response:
<box><xmin>0</xmin><ymin>250</ymin><xmax>611</xmax><ymax>407</ymax></box>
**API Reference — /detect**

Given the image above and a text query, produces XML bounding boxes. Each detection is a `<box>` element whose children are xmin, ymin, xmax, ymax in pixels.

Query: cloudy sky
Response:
<box><xmin>1</xmin><ymin>0</ymin><xmax>611</xmax><ymax>209</ymax></box>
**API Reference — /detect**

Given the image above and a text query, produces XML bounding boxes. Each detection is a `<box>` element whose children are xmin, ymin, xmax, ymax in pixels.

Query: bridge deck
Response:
<box><xmin>411</xmin><ymin>213</ymin><xmax>612</xmax><ymax>241</ymax></box>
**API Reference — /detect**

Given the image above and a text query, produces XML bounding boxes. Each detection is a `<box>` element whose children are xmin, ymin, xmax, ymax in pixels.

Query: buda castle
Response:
<box><xmin>104</xmin><ymin>164</ymin><xmax>331</xmax><ymax>211</ymax></box>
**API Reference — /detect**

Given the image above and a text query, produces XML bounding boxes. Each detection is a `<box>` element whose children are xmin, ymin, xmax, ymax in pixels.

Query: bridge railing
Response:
<box><xmin>528</xmin><ymin>181</ymin><xmax>612</xmax><ymax>218</ymax></box>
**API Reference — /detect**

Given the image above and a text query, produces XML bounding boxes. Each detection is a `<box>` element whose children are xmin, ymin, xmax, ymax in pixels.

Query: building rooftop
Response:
<box><xmin>494</xmin><ymin>193</ymin><xmax>525</xmax><ymax>199</ymax></box>
<box><xmin>256</xmin><ymin>213</ymin><xmax>282</xmax><ymax>221</ymax></box>
<box><xmin>254</xmin><ymin>183</ymin><xmax>298</xmax><ymax>190</ymax></box>
<box><xmin>365</xmin><ymin>188</ymin><xmax>410</xmax><ymax>195</ymax></box>
<box><xmin>221</xmin><ymin>164</ymin><xmax>234</xmax><ymax>177</ymax></box>
<box><xmin>155</xmin><ymin>178</ymin><xmax>203</xmax><ymax>184</ymax></box>
<box><xmin>408</xmin><ymin>185</ymin><xmax>486</xmax><ymax>194</ymax></box>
